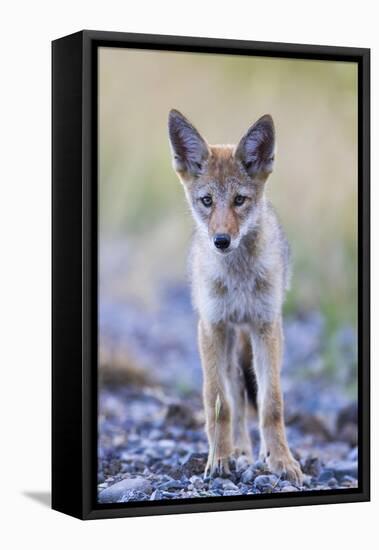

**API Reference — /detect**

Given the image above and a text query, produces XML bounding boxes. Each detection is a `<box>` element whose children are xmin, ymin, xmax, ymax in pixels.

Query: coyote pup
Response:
<box><xmin>168</xmin><ymin>110</ymin><xmax>302</xmax><ymax>483</ymax></box>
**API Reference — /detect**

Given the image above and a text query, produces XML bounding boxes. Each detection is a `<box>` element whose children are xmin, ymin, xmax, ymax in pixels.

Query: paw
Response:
<box><xmin>267</xmin><ymin>452</ymin><xmax>303</xmax><ymax>485</ymax></box>
<box><xmin>204</xmin><ymin>455</ymin><xmax>232</xmax><ymax>478</ymax></box>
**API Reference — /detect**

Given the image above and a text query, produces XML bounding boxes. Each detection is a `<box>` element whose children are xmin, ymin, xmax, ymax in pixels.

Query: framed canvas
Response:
<box><xmin>52</xmin><ymin>30</ymin><xmax>370</xmax><ymax>520</ymax></box>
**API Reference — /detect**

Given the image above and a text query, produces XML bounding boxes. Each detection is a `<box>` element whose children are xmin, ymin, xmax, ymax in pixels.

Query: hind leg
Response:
<box><xmin>230</xmin><ymin>329</ymin><xmax>253</xmax><ymax>461</ymax></box>
<box><xmin>230</xmin><ymin>367</ymin><xmax>253</xmax><ymax>461</ymax></box>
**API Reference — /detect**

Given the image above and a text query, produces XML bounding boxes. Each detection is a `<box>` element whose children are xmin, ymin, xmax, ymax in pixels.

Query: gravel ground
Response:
<box><xmin>98</xmin><ymin>281</ymin><xmax>358</xmax><ymax>503</ymax></box>
<box><xmin>98</xmin><ymin>386</ymin><xmax>358</xmax><ymax>503</ymax></box>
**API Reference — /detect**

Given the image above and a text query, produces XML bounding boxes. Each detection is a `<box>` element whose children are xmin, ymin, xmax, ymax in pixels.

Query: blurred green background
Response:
<box><xmin>99</xmin><ymin>47</ymin><xmax>358</xmax><ymax>386</ymax></box>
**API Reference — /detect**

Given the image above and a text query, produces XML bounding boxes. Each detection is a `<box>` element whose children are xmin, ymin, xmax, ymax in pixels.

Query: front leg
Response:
<box><xmin>198</xmin><ymin>319</ymin><xmax>233</xmax><ymax>477</ymax></box>
<box><xmin>252</xmin><ymin>320</ymin><xmax>303</xmax><ymax>484</ymax></box>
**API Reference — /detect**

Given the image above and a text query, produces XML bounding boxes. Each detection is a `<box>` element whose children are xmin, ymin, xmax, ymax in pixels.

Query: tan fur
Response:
<box><xmin>168</xmin><ymin>110</ymin><xmax>302</xmax><ymax>483</ymax></box>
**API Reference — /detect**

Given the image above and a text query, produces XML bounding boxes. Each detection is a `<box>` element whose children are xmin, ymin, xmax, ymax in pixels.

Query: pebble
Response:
<box><xmin>222</xmin><ymin>480</ymin><xmax>239</xmax><ymax>491</ymax></box>
<box><xmin>210</xmin><ymin>477</ymin><xmax>226</xmax><ymax>490</ymax></box>
<box><xmin>240</xmin><ymin>468</ymin><xmax>255</xmax><ymax>484</ymax></box>
<box><xmin>236</xmin><ymin>455</ymin><xmax>251</xmax><ymax>472</ymax></box>
<box><xmin>254</xmin><ymin>475</ymin><xmax>278</xmax><ymax>490</ymax></box>
<box><xmin>158</xmin><ymin>479</ymin><xmax>187</xmax><ymax>490</ymax></box>
<box><xmin>253</xmin><ymin>460</ymin><xmax>266</xmax><ymax>471</ymax></box>
<box><xmin>98</xmin><ymin>477</ymin><xmax>153</xmax><ymax>503</ymax></box>
<box><xmin>302</xmin><ymin>475</ymin><xmax>312</xmax><ymax>488</ymax></box>
<box><xmin>189</xmin><ymin>475</ymin><xmax>205</xmax><ymax>490</ymax></box>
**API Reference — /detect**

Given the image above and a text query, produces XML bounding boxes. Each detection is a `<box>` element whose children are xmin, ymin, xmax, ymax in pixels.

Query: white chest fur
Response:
<box><xmin>191</xmin><ymin>241</ymin><xmax>283</xmax><ymax>327</ymax></box>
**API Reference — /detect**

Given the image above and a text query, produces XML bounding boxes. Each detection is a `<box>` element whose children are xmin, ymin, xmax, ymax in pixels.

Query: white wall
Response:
<box><xmin>0</xmin><ymin>1</ymin><xmax>376</xmax><ymax>548</ymax></box>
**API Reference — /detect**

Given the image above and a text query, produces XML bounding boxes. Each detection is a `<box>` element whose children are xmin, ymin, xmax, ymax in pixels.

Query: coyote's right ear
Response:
<box><xmin>168</xmin><ymin>109</ymin><xmax>209</xmax><ymax>177</ymax></box>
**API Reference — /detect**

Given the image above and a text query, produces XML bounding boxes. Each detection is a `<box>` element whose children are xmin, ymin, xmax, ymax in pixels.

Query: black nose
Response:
<box><xmin>213</xmin><ymin>233</ymin><xmax>231</xmax><ymax>250</ymax></box>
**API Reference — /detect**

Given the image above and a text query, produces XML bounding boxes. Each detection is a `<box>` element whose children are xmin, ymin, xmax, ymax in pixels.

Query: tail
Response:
<box><xmin>237</xmin><ymin>329</ymin><xmax>258</xmax><ymax>410</ymax></box>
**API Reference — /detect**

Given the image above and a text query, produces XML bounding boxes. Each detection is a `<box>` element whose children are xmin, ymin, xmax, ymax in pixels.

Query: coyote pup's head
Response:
<box><xmin>168</xmin><ymin>109</ymin><xmax>275</xmax><ymax>254</ymax></box>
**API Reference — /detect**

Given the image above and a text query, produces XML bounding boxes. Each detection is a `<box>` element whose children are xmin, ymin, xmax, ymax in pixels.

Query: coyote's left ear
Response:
<box><xmin>235</xmin><ymin>114</ymin><xmax>275</xmax><ymax>179</ymax></box>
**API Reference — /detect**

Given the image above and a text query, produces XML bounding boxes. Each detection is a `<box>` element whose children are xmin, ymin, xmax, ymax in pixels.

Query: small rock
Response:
<box><xmin>302</xmin><ymin>475</ymin><xmax>312</xmax><ymax>488</ymax></box>
<box><xmin>254</xmin><ymin>460</ymin><xmax>266</xmax><ymax>471</ymax></box>
<box><xmin>236</xmin><ymin>455</ymin><xmax>250</xmax><ymax>472</ymax></box>
<box><xmin>210</xmin><ymin>477</ymin><xmax>226</xmax><ymax>490</ymax></box>
<box><xmin>240</xmin><ymin>468</ymin><xmax>255</xmax><ymax>484</ymax></box>
<box><xmin>189</xmin><ymin>475</ymin><xmax>205</xmax><ymax>490</ymax></box>
<box><xmin>120</xmin><ymin>490</ymin><xmax>149</xmax><ymax>502</ymax></box>
<box><xmin>209</xmin><ymin>477</ymin><xmax>238</xmax><ymax>491</ymax></box>
<box><xmin>223</xmin><ymin>480</ymin><xmax>239</xmax><ymax>491</ymax></box>
<box><xmin>98</xmin><ymin>477</ymin><xmax>153</xmax><ymax>503</ymax></box>
<box><xmin>254</xmin><ymin>475</ymin><xmax>278</xmax><ymax>489</ymax></box>
<box><xmin>158</xmin><ymin>479</ymin><xmax>187</xmax><ymax>491</ymax></box>
<box><xmin>279</xmin><ymin>480</ymin><xmax>291</xmax><ymax>488</ymax></box>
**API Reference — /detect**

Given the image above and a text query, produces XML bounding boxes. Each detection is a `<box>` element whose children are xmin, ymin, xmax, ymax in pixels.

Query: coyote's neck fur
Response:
<box><xmin>191</xmin><ymin>197</ymin><xmax>290</xmax><ymax>327</ymax></box>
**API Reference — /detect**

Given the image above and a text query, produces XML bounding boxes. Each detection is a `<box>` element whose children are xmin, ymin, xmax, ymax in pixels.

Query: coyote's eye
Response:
<box><xmin>234</xmin><ymin>195</ymin><xmax>246</xmax><ymax>206</ymax></box>
<box><xmin>201</xmin><ymin>195</ymin><xmax>213</xmax><ymax>207</ymax></box>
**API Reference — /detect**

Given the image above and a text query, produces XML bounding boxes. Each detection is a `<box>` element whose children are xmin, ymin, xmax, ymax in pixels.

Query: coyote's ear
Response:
<box><xmin>235</xmin><ymin>115</ymin><xmax>275</xmax><ymax>179</ymax></box>
<box><xmin>168</xmin><ymin>109</ymin><xmax>209</xmax><ymax>177</ymax></box>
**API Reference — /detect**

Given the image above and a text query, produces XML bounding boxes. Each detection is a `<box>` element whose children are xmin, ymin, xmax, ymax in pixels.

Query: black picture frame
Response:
<box><xmin>52</xmin><ymin>30</ymin><xmax>370</xmax><ymax>520</ymax></box>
